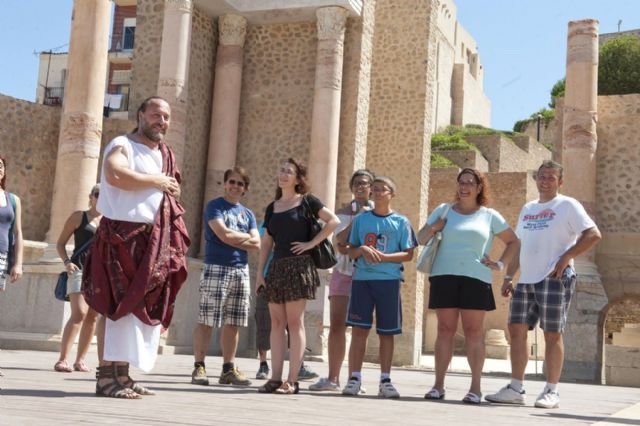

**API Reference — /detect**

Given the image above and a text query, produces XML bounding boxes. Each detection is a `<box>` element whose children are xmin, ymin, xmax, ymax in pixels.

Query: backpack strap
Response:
<box><xmin>7</xmin><ymin>192</ymin><xmax>17</xmax><ymax>269</ymax></box>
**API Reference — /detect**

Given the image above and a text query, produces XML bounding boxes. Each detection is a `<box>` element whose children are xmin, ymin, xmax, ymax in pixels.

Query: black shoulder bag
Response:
<box><xmin>54</xmin><ymin>237</ymin><xmax>94</xmax><ymax>302</ymax></box>
<box><xmin>302</xmin><ymin>195</ymin><xmax>337</xmax><ymax>270</ymax></box>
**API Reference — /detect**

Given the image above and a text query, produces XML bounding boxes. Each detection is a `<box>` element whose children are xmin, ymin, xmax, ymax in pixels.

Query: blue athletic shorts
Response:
<box><xmin>346</xmin><ymin>279</ymin><xmax>402</xmax><ymax>335</ymax></box>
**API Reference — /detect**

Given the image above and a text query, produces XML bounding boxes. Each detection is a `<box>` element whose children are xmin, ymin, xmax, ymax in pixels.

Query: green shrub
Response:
<box><xmin>599</xmin><ymin>35</ymin><xmax>640</xmax><ymax>95</ymax></box>
<box><xmin>431</xmin><ymin>153</ymin><xmax>457</xmax><ymax>168</ymax></box>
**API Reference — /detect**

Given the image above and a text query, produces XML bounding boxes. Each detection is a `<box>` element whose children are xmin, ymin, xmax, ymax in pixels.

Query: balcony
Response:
<box><xmin>43</xmin><ymin>87</ymin><xmax>64</xmax><ymax>106</ymax></box>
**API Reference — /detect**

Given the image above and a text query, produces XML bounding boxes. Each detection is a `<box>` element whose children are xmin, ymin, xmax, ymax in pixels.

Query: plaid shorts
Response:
<box><xmin>0</xmin><ymin>251</ymin><xmax>8</xmax><ymax>290</ymax></box>
<box><xmin>508</xmin><ymin>267</ymin><xmax>577</xmax><ymax>333</ymax></box>
<box><xmin>198</xmin><ymin>264</ymin><xmax>250</xmax><ymax>328</ymax></box>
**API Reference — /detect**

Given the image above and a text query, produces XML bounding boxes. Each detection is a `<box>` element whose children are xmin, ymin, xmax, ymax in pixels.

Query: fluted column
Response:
<box><xmin>204</xmin><ymin>14</ymin><xmax>247</xmax><ymax>204</ymax></box>
<box><xmin>561</xmin><ymin>19</ymin><xmax>607</xmax><ymax>383</ymax></box>
<box><xmin>308</xmin><ymin>7</ymin><xmax>349</xmax><ymax>211</ymax></box>
<box><xmin>47</xmin><ymin>0</ymin><xmax>111</xmax><ymax>243</ymax></box>
<box><xmin>157</xmin><ymin>0</ymin><xmax>193</xmax><ymax>168</ymax></box>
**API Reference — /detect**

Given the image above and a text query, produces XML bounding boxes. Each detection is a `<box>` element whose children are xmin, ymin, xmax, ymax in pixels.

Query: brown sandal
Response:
<box><xmin>95</xmin><ymin>365</ymin><xmax>141</xmax><ymax>399</ymax></box>
<box><xmin>258</xmin><ymin>380</ymin><xmax>283</xmax><ymax>393</ymax></box>
<box><xmin>274</xmin><ymin>381</ymin><xmax>299</xmax><ymax>395</ymax></box>
<box><xmin>116</xmin><ymin>365</ymin><xmax>156</xmax><ymax>396</ymax></box>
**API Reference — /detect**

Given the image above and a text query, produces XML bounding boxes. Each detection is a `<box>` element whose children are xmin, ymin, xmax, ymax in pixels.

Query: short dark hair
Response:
<box><xmin>132</xmin><ymin>96</ymin><xmax>169</xmax><ymax>132</ymax></box>
<box><xmin>224</xmin><ymin>166</ymin><xmax>250</xmax><ymax>190</ymax></box>
<box><xmin>275</xmin><ymin>158</ymin><xmax>310</xmax><ymax>200</ymax></box>
<box><xmin>373</xmin><ymin>176</ymin><xmax>397</xmax><ymax>193</ymax></box>
<box><xmin>0</xmin><ymin>155</ymin><xmax>6</xmax><ymax>189</ymax></box>
<box><xmin>350</xmin><ymin>169</ymin><xmax>375</xmax><ymax>188</ymax></box>
<box><xmin>537</xmin><ymin>160</ymin><xmax>563</xmax><ymax>180</ymax></box>
<box><xmin>455</xmin><ymin>168</ymin><xmax>490</xmax><ymax>206</ymax></box>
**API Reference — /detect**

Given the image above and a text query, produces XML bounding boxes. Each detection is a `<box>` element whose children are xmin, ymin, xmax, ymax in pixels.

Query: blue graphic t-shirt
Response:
<box><xmin>204</xmin><ymin>197</ymin><xmax>257</xmax><ymax>267</ymax></box>
<box><xmin>348</xmin><ymin>211</ymin><xmax>418</xmax><ymax>281</ymax></box>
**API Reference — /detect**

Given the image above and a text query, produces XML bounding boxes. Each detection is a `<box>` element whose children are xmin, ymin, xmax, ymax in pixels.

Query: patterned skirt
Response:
<box><xmin>265</xmin><ymin>255</ymin><xmax>319</xmax><ymax>304</ymax></box>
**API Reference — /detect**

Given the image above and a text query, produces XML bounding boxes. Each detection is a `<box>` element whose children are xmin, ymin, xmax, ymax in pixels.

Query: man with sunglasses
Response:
<box><xmin>191</xmin><ymin>167</ymin><xmax>260</xmax><ymax>387</ymax></box>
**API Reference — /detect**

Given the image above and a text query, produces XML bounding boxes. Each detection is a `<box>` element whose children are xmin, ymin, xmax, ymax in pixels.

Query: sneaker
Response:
<box><xmin>255</xmin><ymin>364</ymin><xmax>270</xmax><ymax>380</ymax></box>
<box><xmin>342</xmin><ymin>377</ymin><xmax>363</xmax><ymax>396</ymax></box>
<box><xmin>191</xmin><ymin>365</ymin><xmax>209</xmax><ymax>386</ymax></box>
<box><xmin>219</xmin><ymin>367</ymin><xmax>252</xmax><ymax>386</ymax></box>
<box><xmin>309</xmin><ymin>377</ymin><xmax>340</xmax><ymax>391</ymax></box>
<box><xmin>378</xmin><ymin>379</ymin><xmax>400</xmax><ymax>399</ymax></box>
<box><xmin>485</xmin><ymin>384</ymin><xmax>526</xmax><ymax>405</ymax></box>
<box><xmin>535</xmin><ymin>389</ymin><xmax>560</xmax><ymax>409</ymax></box>
<box><xmin>298</xmin><ymin>364</ymin><xmax>319</xmax><ymax>381</ymax></box>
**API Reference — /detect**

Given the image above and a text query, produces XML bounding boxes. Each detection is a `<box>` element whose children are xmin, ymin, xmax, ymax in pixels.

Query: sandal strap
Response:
<box><xmin>96</xmin><ymin>365</ymin><xmax>116</xmax><ymax>380</ymax></box>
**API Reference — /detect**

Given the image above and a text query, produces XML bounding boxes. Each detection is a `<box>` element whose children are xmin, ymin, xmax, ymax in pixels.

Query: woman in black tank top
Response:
<box><xmin>53</xmin><ymin>184</ymin><xmax>102</xmax><ymax>373</ymax></box>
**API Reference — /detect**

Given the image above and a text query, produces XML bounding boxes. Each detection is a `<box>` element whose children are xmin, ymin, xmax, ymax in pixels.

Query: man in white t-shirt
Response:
<box><xmin>486</xmin><ymin>160</ymin><xmax>601</xmax><ymax>409</ymax></box>
<box><xmin>83</xmin><ymin>96</ymin><xmax>190</xmax><ymax>399</ymax></box>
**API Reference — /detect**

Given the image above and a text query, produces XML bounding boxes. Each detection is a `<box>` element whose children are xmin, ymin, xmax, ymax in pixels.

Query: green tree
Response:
<box><xmin>598</xmin><ymin>35</ymin><xmax>640</xmax><ymax>95</ymax></box>
<box><xmin>549</xmin><ymin>78</ymin><xmax>565</xmax><ymax>108</ymax></box>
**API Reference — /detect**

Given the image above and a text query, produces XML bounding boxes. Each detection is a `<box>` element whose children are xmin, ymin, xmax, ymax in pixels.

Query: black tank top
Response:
<box><xmin>72</xmin><ymin>212</ymin><xmax>97</xmax><ymax>265</ymax></box>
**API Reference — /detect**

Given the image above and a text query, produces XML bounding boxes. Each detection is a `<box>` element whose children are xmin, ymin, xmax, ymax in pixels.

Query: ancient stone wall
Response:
<box><xmin>335</xmin><ymin>2</ymin><xmax>375</xmax><ymax>209</ymax></box>
<box><xmin>365</xmin><ymin>0</ymin><xmax>438</xmax><ymax>364</ymax></box>
<box><xmin>235</xmin><ymin>21</ymin><xmax>317</xmax><ymax>221</ymax></box>
<box><xmin>0</xmin><ymin>94</ymin><xmax>134</xmax><ymax>241</ymax></box>
<box><xmin>181</xmin><ymin>7</ymin><xmax>216</xmax><ymax>255</ymax></box>
<box><xmin>130</xmin><ymin>0</ymin><xmax>164</xmax><ymax>120</ymax></box>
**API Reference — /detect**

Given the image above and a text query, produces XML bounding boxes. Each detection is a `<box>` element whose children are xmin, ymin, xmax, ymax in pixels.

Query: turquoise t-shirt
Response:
<box><xmin>426</xmin><ymin>203</ymin><xmax>509</xmax><ymax>284</ymax></box>
<box><xmin>349</xmin><ymin>211</ymin><xmax>418</xmax><ymax>281</ymax></box>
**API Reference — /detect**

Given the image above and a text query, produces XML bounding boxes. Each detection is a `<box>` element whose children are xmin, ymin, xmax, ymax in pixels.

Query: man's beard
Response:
<box><xmin>141</xmin><ymin>124</ymin><xmax>165</xmax><ymax>142</ymax></box>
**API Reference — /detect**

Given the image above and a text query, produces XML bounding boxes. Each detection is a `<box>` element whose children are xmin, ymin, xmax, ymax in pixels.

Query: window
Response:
<box><xmin>123</xmin><ymin>18</ymin><xmax>136</xmax><ymax>50</ymax></box>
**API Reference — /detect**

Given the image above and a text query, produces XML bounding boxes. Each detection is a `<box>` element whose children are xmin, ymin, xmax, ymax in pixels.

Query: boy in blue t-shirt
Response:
<box><xmin>343</xmin><ymin>176</ymin><xmax>417</xmax><ymax>399</ymax></box>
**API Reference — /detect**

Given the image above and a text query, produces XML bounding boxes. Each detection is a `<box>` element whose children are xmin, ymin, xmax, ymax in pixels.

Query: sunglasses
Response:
<box><xmin>91</xmin><ymin>192</ymin><xmax>99</xmax><ymax>198</ymax></box>
<box><xmin>227</xmin><ymin>179</ymin><xmax>246</xmax><ymax>188</ymax></box>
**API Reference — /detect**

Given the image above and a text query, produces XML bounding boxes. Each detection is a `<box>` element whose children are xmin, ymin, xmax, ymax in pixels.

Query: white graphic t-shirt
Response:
<box><xmin>516</xmin><ymin>194</ymin><xmax>596</xmax><ymax>284</ymax></box>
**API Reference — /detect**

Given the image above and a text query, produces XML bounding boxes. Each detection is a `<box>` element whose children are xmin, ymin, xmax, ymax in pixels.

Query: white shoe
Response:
<box><xmin>309</xmin><ymin>377</ymin><xmax>340</xmax><ymax>391</ymax></box>
<box><xmin>485</xmin><ymin>384</ymin><xmax>526</xmax><ymax>405</ymax></box>
<box><xmin>535</xmin><ymin>389</ymin><xmax>560</xmax><ymax>408</ymax></box>
<box><xmin>342</xmin><ymin>377</ymin><xmax>363</xmax><ymax>396</ymax></box>
<box><xmin>378</xmin><ymin>380</ymin><xmax>400</xmax><ymax>399</ymax></box>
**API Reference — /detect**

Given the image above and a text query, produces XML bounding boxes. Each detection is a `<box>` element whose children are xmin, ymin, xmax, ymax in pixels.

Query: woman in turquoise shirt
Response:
<box><xmin>418</xmin><ymin>168</ymin><xmax>519</xmax><ymax>404</ymax></box>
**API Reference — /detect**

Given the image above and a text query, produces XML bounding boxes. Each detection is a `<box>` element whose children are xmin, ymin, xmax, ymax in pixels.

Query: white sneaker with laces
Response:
<box><xmin>485</xmin><ymin>384</ymin><xmax>526</xmax><ymax>405</ymax></box>
<box><xmin>535</xmin><ymin>389</ymin><xmax>560</xmax><ymax>408</ymax></box>
<box><xmin>378</xmin><ymin>380</ymin><xmax>400</xmax><ymax>399</ymax></box>
<box><xmin>309</xmin><ymin>377</ymin><xmax>340</xmax><ymax>391</ymax></box>
<box><xmin>342</xmin><ymin>377</ymin><xmax>362</xmax><ymax>396</ymax></box>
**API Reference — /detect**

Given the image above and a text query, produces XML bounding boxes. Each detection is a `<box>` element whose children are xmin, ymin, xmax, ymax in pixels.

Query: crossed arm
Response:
<box><xmin>209</xmin><ymin>219</ymin><xmax>260</xmax><ymax>251</ymax></box>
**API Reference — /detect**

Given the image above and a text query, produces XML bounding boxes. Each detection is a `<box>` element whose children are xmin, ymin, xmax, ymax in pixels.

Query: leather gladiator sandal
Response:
<box><xmin>116</xmin><ymin>364</ymin><xmax>156</xmax><ymax>396</ymax></box>
<box><xmin>95</xmin><ymin>364</ymin><xmax>141</xmax><ymax>399</ymax></box>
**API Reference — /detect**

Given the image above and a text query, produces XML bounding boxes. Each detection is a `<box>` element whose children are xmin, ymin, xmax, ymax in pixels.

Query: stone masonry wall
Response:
<box><xmin>0</xmin><ymin>95</ymin><xmax>134</xmax><ymax>241</ymax></box>
<box><xmin>364</xmin><ymin>0</ymin><xmax>439</xmax><ymax>365</ymax></box>
<box><xmin>236</xmin><ymin>22</ymin><xmax>317</xmax><ymax>221</ymax></box>
<box><xmin>181</xmin><ymin>7</ymin><xmax>216</xmax><ymax>255</ymax></box>
<box><xmin>335</xmin><ymin>1</ymin><xmax>375</xmax><ymax>210</ymax></box>
<box><xmin>130</xmin><ymin>0</ymin><xmax>164</xmax><ymax>121</ymax></box>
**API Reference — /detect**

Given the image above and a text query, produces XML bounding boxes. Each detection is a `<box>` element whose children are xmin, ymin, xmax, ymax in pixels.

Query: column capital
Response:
<box><xmin>165</xmin><ymin>0</ymin><xmax>193</xmax><ymax>13</ymax></box>
<box><xmin>316</xmin><ymin>7</ymin><xmax>349</xmax><ymax>41</ymax></box>
<box><xmin>219</xmin><ymin>14</ymin><xmax>248</xmax><ymax>46</ymax></box>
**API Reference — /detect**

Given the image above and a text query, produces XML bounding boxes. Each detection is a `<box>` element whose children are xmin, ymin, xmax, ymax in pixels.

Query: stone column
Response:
<box><xmin>561</xmin><ymin>19</ymin><xmax>608</xmax><ymax>383</ymax></box>
<box><xmin>308</xmin><ymin>6</ymin><xmax>349</xmax><ymax>211</ymax></box>
<box><xmin>305</xmin><ymin>7</ymin><xmax>350</xmax><ymax>357</ymax></box>
<box><xmin>47</xmin><ymin>0</ymin><xmax>111</xmax><ymax>243</ymax></box>
<box><xmin>203</xmin><ymin>14</ymin><xmax>247</xmax><ymax>205</ymax></box>
<box><xmin>157</xmin><ymin>0</ymin><xmax>193</xmax><ymax>168</ymax></box>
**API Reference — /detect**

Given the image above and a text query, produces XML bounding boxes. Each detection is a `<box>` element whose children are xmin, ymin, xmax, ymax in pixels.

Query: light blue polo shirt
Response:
<box><xmin>349</xmin><ymin>210</ymin><xmax>418</xmax><ymax>281</ymax></box>
<box><xmin>427</xmin><ymin>204</ymin><xmax>509</xmax><ymax>284</ymax></box>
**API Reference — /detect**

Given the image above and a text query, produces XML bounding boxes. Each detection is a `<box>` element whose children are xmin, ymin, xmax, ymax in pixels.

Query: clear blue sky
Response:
<box><xmin>1</xmin><ymin>1</ymin><xmax>638</xmax><ymax>131</ymax></box>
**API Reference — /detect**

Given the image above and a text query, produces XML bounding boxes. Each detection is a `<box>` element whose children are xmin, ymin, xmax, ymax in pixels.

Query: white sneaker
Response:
<box><xmin>309</xmin><ymin>377</ymin><xmax>340</xmax><ymax>391</ymax></box>
<box><xmin>342</xmin><ymin>377</ymin><xmax>363</xmax><ymax>396</ymax></box>
<box><xmin>485</xmin><ymin>384</ymin><xmax>526</xmax><ymax>405</ymax></box>
<box><xmin>535</xmin><ymin>389</ymin><xmax>560</xmax><ymax>408</ymax></box>
<box><xmin>378</xmin><ymin>380</ymin><xmax>400</xmax><ymax>399</ymax></box>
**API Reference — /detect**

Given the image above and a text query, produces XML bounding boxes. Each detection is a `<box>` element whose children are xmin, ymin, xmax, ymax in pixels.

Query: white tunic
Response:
<box><xmin>98</xmin><ymin>134</ymin><xmax>164</xmax><ymax>371</ymax></box>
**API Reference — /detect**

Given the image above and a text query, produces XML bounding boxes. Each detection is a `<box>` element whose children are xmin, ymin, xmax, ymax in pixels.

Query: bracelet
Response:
<box><xmin>503</xmin><ymin>275</ymin><xmax>513</xmax><ymax>281</ymax></box>
<box><xmin>63</xmin><ymin>259</ymin><xmax>71</xmax><ymax>266</ymax></box>
<box><xmin>495</xmin><ymin>260</ymin><xmax>504</xmax><ymax>271</ymax></box>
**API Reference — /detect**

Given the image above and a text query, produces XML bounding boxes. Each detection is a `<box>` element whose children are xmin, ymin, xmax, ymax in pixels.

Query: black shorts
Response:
<box><xmin>428</xmin><ymin>275</ymin><xmax>496</xmax><ymax>311</ymax></box>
